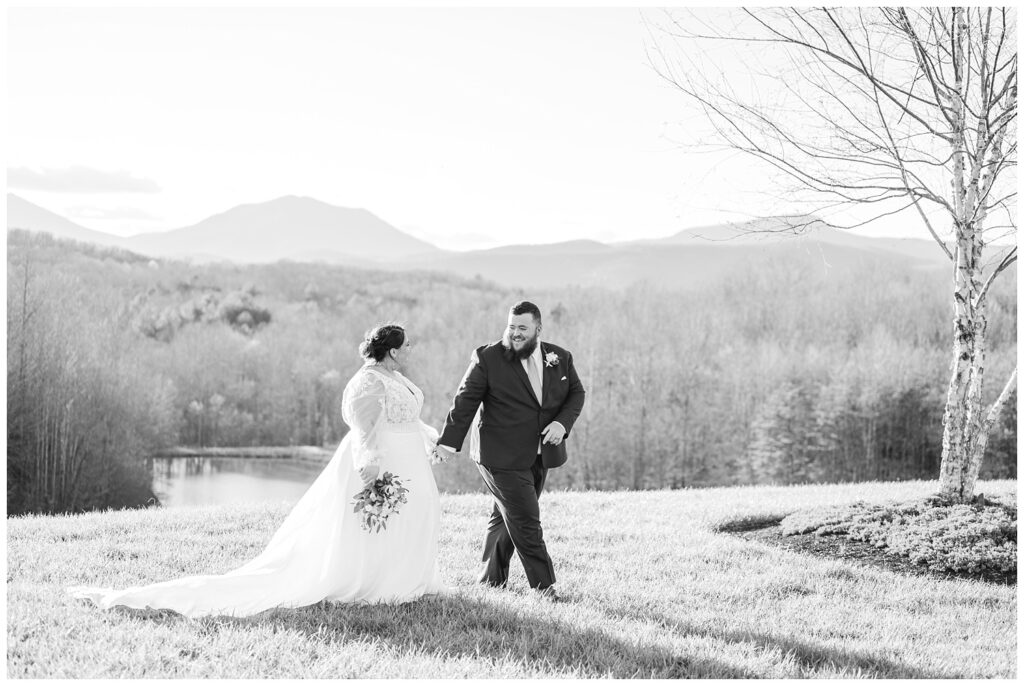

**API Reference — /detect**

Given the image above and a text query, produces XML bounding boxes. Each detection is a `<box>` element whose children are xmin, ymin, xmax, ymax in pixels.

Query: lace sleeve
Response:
<box><xmin>341</xmin><ymin>370</ymin><xmax>387</xmax><ymax>470</ymax></box>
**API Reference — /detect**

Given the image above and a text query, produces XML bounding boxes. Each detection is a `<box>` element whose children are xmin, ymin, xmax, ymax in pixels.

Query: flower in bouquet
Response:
<box><xmin>352</xmin><ymin>471</ymin><xmax>410</xmax><ymax>533</ymax></box>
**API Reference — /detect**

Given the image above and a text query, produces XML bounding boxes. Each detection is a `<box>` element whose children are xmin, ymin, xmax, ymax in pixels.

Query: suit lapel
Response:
<box><xmin>510</xmin><ymin>352</ymin><xmax>541</xmax><ymax>405</ymax></box>
<box><xmin>540</xmin><ymin>343</ymin><xmax>555</xmax><ymax>406</ymax></box>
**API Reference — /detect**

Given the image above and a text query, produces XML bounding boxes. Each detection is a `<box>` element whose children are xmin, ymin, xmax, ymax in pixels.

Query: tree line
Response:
<box><xmin>6</xmin><ymin>230</ymin><xmax>1017</xmax><ymax>512</ymax></box>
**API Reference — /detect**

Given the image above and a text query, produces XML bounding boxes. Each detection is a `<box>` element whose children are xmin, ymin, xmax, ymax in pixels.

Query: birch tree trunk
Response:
<box><xmin>938</xmin><ymin>224</ymin><xmax>988</xmax><ymax>500</ymax></box>
<box><xmin>937</xmin><ymin>8</ymin><xmax>1018</xmax><ymax>501</ymax></box>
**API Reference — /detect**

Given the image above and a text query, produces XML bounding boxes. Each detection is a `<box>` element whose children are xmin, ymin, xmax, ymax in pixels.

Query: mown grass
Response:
<box><xmin>7</xmin><ymin>479</ymin><xmax>1017</xmax><ymax>678</ymax></box>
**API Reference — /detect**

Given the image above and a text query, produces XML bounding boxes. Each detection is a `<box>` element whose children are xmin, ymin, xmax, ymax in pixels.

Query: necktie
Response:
<box><xmin>526</xmin><ymin>355</ymin><xmax>542</xmax><ymax>404</ymax></box>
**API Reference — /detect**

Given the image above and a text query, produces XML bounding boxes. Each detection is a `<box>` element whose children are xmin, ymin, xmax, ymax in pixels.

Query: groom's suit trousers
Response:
<box><xmin>476</xmin><ymin>454</ymin><xmax>555</xmax><ymax>590</ymax></box>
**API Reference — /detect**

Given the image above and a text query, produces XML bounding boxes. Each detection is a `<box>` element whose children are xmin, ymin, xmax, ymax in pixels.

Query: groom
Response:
<box><xmin>435</xmin><ymin>301</ymin><xmax>585</xmax><ymax>600</ymax></box>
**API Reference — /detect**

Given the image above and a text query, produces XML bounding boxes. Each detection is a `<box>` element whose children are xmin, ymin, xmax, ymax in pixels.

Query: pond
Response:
<box><xmin>150</xmin><ymin>457</ymin><xmax>326</xmax><ymax>508</ymax></box>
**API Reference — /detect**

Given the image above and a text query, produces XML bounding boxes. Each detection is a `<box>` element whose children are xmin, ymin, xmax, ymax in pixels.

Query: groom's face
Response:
<box><xmin>506</xmin><ymin>313</ymin><xmax>540</xmax><ymax>354</ymax></box>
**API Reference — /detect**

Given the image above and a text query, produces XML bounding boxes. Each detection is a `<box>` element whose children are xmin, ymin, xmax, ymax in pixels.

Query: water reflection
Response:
<box><xmin>151</xmin><ymin>457</ymin><xmax>325</xmax><ymax>508</ymax></box>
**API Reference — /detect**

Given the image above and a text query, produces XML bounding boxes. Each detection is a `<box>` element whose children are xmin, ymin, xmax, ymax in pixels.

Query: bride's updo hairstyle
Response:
<box><xmin>359</xmin><ymin>324</ymin><xmax>406</xmax><ymax>362</ymax></box>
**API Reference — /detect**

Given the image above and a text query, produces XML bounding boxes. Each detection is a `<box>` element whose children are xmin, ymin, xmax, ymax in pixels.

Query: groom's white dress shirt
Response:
<box><xmin>522</xmin><ymin>340</ymin><xmax>544</xmax><ymax>396</ymax></box>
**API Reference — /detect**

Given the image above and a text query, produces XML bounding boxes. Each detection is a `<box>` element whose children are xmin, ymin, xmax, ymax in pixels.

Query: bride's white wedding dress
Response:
<box><xmin>67</xmin><ymin>365</ymin><xmax>445</xmax><ymax>618</ymax></box>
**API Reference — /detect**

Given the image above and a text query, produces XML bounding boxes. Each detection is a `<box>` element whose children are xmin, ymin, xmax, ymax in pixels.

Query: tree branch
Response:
<box><xmin>982</xmin><ymin>366</ymin><xmax>1017</xmax><ymax>439</ymax></box>
<box><xmin>974</xmin><ymin>246</ymin><xmax>1017</xmax><ymax>307</ymax></box>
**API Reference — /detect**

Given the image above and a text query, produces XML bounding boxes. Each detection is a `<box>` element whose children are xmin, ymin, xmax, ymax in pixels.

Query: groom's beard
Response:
<box><xmin>502</xmin><ymin>331</ymin><xmax>538</xmax><ymax>361</ymax></box>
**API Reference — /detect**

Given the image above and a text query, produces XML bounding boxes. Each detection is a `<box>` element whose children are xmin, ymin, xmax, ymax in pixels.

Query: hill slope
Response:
<box><xmin>8</xmin><ymin>481</ymin><xmax>1016</xmax><ymax>678</ymax></box>
<box><xmin>402</xmin><ymin>237</ymin><xmax>948</xmax><ymax>291</ymax></box>
<box><xmin>7</xmin><ymin>193</ymin><xmax>124</xmax><ymax>247</ymax></box>
<box><xmin>638</xmin><ymin>216</ymin><xmax>949</xmax><ymax>266</ymax></box>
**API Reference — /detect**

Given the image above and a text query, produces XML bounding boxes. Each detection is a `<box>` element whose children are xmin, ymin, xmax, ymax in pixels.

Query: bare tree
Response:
<box><xmin>648</xmin><ymin>7</ymin><xmax>1016</xmax><ymax>501</ymax></box>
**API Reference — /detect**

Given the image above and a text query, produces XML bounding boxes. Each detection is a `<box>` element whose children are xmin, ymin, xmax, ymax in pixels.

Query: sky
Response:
<box><xmin>7</xmin><ymin>5</ymin><xmax>968</xmax><ymax>250</ymax></box>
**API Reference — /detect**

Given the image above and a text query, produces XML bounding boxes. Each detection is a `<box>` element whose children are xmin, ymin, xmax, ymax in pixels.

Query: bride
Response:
<box><xmin>67</xmin><ymin>324</ymin><xmax>445</xmax><ymax>617</ymax></box>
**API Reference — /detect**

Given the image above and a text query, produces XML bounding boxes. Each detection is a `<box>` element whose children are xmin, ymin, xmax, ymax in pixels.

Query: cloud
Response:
<box><xmin>65</xmin><ymin>205</ymin><xmax>161</xmax><ymax>221</ymax></box>
<box><xmin>8</xmin><ymin>166</ymin><xmax>161</xmax><ymax>193</ymax></box>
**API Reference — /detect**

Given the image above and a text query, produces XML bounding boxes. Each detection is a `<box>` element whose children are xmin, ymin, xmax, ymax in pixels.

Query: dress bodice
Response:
<box><xmin>340</xmin><ymin>366</ymin><xmax>433</xmax><ymax>470</ymax></box>
<box><xmin>360</xmin><ymin>367</ymin><xmax>424</xmax><ymax>424</ymax></box>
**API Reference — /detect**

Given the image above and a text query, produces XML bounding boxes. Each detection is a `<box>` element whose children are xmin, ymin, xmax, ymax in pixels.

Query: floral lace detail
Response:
<box><xmin>342</xmin><ymin>369</ymin><xmax>384</xmax><ymax>422</ymax></box>
<box><xmin>363</xmin><ymin>368</ymin><xmax>424</xmax><ymax>424</ymax></box>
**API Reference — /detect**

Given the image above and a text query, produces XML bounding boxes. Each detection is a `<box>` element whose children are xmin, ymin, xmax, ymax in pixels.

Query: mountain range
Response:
<box><xmin>7</xmin><ymin>193</ymin><xmax>961</xmax><ymax>290</ymax></box>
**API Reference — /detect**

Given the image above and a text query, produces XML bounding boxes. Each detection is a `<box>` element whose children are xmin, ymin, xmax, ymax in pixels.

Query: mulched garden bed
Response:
<box><xmin>731</xmin><ymin>523</ymin><xmax>1016</xmax><ymax>586</ymax></box>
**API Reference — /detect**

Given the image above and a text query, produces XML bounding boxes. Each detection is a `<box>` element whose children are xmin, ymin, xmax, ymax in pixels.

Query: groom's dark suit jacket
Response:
<box><xmin>439</xmin><ymin>341</ymin><xmax>586</xmax><ymax>470</ymax></box>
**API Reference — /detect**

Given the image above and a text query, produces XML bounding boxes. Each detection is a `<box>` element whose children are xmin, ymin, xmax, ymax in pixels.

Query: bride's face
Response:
<box><xmin>390</xmin><ymin>336</ymin><xmax>413</xmax><ymax>368</ymax></box>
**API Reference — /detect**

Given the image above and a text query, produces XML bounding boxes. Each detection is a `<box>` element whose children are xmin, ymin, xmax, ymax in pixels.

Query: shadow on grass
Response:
<box><xmin>117</xmin><ymin>591</ymin><xmax>757</xmax><ymax>678</ymax></box>
<box><xmin>711</xmin><ymin>514</ymin><xmax>786</xmax><ymax>533</ymax></box>
<box><xmin>599</xmin><ymin>604</ymin><xmax>964</xmax><ymax>679</ymax></box>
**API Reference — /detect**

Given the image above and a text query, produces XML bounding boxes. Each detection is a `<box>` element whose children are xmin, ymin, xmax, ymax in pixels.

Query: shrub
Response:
<box><xmin>779</xmin><ymin>496</ymin><xmax>1017</xmax><ymax>576</ymax></box>
<box><xmin>881</xmin><ymin>505</ymin><xmax>1016</xmax><ymax>575</ymax></box>
<box><xmin>781</xmin><ymin>501</ymin><xmax>866</xmax><ymax>535</ymax></box>
<box><xmin>217</xmin><ymin>290</ymin><xmax>271</xmax><ymax>331</ymax></box>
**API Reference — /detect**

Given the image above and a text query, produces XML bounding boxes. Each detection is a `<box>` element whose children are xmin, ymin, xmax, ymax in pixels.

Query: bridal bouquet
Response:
<box><xmin>352</xmin><ymin>472</ymin><xmax>410</xmax><ymax>533</ymax></box>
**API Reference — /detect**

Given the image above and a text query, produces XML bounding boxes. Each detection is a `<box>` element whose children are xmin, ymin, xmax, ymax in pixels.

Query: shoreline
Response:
<box><xmin>150</xmin><ymin>446</ymin><xmax>334</xmax><ymax>463</ymax></box>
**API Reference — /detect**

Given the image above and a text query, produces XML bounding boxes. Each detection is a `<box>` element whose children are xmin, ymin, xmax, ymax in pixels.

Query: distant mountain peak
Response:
<box><xmin>264</xmin><ymin>194</ymin><xmax>344</xmax><ymax>207</ymax></box>
<box><xmin>206</xmin><ymin>194</ymin><xmax>377</xmax><ymax>219</ymax></box>
<box><xmin>119</xmin><ymin>194</ymin><xmax>440</xmax><ymax>263</ymax></box>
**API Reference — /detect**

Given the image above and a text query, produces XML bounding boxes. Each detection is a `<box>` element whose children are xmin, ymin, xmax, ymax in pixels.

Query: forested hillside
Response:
<box><xmin>7</xmin><ymin>230</ymin><xmax>1016</xmax><ymax>512</ymax></box>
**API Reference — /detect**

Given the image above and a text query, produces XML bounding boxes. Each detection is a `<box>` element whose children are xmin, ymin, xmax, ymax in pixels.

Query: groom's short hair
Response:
<box><xmin>510</xmin><ymin>300</ymin><xmax>542</xmax><ymax>324</ymax></box>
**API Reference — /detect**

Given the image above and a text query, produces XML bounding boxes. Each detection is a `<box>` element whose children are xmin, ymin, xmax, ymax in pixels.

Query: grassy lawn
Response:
<box><xmin>6</xmin><ymin>479</ymin><xmax>1016</xmax><ymax>678</ymax></box>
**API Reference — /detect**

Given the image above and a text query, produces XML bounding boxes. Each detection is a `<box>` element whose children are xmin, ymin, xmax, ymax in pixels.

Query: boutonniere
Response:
<box><xmin>544</xmin><ymin>351</ymin><xmax>560</xmax><ymax>367</ymax></box>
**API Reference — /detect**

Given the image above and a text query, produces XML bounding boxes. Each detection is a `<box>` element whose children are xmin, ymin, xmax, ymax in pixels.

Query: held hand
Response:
<box><xmin>541</xmin><ymin>422</ymin><xmax>566</xmax><ymax>445</ymax></box>
<box><xmin>430</xmin><ymin>443</ymin><xmax>457</xmax><ymax>464</ymax></box>
<box><xmin>358</xmin><ymin>464</ymin><xmax>380</xmax><ymax>485</ymax></box>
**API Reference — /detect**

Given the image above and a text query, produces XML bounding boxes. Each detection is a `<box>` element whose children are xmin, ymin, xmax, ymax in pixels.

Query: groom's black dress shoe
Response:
<box><xmin>536</xmin><ymin>586</ymin><xmax>560</xmax><ymax>602</ymax></box>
